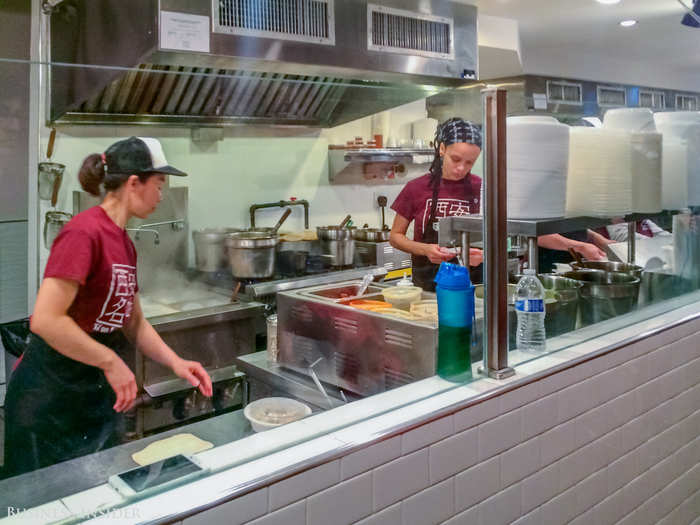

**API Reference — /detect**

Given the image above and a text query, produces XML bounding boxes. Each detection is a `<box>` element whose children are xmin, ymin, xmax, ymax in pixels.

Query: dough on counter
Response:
<box><xmin>131</xmin><ymin>433</ymin><xmax>213</xmax><ymax>466</ymax></box>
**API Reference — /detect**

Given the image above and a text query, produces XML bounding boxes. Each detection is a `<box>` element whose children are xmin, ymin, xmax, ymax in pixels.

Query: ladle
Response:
<box><xmin>338</xmin><ymin>214</ymin><xmax>352</xmax><ymax>229</ymax></box>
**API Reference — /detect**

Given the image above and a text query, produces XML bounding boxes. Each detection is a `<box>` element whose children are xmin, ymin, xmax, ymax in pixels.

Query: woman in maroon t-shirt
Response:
<box><xmin>390</xmin><ymin>118</ymin><xmax>484</xmax><ymax>291</ymax></box>
<box><xmin>3</xmin><ymin>137</ymin><xmax>213</xmax><ymax>478</ymax></box>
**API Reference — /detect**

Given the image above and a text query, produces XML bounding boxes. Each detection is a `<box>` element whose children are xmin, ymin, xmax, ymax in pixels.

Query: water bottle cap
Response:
<box><xmin>434</xmin><ymin>262</ymin><xmax>472</xmax><ymax>290</ymax></box>
<box><xmin>524</xmin><ymin>268</ymin><xmax>537</xmax><ymax>275</ymax></box>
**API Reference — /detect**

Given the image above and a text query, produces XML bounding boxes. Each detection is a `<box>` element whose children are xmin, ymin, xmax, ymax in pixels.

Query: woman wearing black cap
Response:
<box><xmin>390</xmin><ymin>118</ymin><xmax>484</xmax><ymax>291</ymax></box>
<box><xmin>2</xmin><ymin>137</ymin><xmax>213</xmax><ymax>478</ymax></box>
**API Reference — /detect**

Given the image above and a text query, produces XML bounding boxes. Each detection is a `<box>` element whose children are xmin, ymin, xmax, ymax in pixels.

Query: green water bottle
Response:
<box><xmin>434</xmin><ymin>262</ymin><xmax>474</xmax><ymax>382</ymax></box>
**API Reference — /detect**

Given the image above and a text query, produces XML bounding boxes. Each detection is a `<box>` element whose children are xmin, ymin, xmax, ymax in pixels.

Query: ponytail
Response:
<box><xmin>78</xmin><ymin>153</ymin><xmax>106</xmax><ymax>197</ymax></box>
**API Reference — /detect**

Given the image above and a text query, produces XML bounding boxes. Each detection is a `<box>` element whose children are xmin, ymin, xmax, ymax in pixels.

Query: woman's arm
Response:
<box><xmin>537</xmin><ymin>234</ymin><xmax>606</xmax><ymax>260</ymax></box>
<box><xmin>30</xmin><ymin>277</ymin><xmax>137</xmax><ymax>412</ymax></box>
<box><xmin>389</xmin><ymin>213</ymin><xmax>455</xmax><ymax>264</ymax></box>
<box><xmin>389</xmin><ymin>214</ymin><xmax>483</xmax><ymax>266</ymax></box>
<box><xmin>123</xmin><ymin>297</ymin><xmax>213</xmax><ymax>397</ymax></box>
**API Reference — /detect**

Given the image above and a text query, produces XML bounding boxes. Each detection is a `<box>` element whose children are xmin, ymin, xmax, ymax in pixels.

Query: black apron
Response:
<box><xmin>2</xmin><ymin>331</ymin><xmax>129</xmax><ymax>479</ymax></box>
<box><xmin>411</xmin><ymin>177</ymin><xmax>483</xmax><ymax>292</ymax></box>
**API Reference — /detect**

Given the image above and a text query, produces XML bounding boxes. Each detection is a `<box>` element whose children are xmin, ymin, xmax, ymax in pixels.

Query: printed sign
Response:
<box><xmin>160</xmin><ymin>11</ymin><xmax>210</xmax><ymax>53</ymax></box>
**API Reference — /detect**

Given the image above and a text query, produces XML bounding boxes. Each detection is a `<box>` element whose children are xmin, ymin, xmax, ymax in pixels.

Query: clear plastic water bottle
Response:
<box><xmin>514</xmin><ymin>269</ymin><xmax>546</xmax><ymax>352</ymax></box>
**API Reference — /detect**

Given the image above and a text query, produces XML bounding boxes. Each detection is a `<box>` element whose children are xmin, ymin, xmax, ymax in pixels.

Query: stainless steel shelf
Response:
<box><xmin>439</xmin><ymin>211</ymin><xmax>679</xmax><ymax>244</ymax></box>
<box><xmin>343</xmin><ymin>147</ymin><xmax>434</xmax><ymax>163</ymax></box>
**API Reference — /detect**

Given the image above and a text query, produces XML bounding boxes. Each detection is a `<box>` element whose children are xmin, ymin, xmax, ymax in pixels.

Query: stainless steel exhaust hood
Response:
<box><xmin>49</xmin><ymin>0</ymin><xmax>477</xmax><ymax>127</ymax></box>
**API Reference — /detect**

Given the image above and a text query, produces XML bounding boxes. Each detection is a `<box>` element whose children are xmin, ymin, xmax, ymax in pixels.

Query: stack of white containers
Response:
<box><xmin>566</xmin><ymin>127</ymin><xmax>632</xmax><ymax>217</ymax></box>
<box><xmin>506</xmin><ymin>116</ymin><xmax>570</xmax><ymax>218</ymax></box>
<box><xmin>653</xmin><ymin>111</ymin><xmax>700</xmax><ymax>209</ymax></box>
<box><xmin>601</xmin><ymin>108</ymin><xmax>662</xmax><ymax>214</ymax></box>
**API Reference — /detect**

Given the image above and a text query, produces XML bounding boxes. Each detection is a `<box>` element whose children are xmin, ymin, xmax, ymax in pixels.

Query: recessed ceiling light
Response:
<box><xmin>620</xmin><ymin>19</ymin><xmax>637</xmax><ymax>27</ymax></box>
<box><xmin>596</xmin><ymin>0</ymin><xmax>621</xmax><ymax>4</ymax></box>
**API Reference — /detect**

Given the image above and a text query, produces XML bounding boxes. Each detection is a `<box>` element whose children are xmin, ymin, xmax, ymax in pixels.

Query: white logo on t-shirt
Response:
<box><xmin>93</xmin><ymin>264</ymin><xmax>136</xmax><ymax>333</ymax></box>
<box><xmin>421</xmin><ymin>198</ymin><xmax>472</xmax><ymax>235</ymax></box>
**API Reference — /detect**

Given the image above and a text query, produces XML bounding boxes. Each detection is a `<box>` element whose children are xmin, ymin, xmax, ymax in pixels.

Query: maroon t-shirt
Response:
<box><xmin>391</xmin><ymin>173</ymin><xmax>482</xmax><ymax>242</ymax></box>
<box><xmin>44</xmin><ymin>206</ymin><xmax>139</xmax><ymax>334</ymax></box>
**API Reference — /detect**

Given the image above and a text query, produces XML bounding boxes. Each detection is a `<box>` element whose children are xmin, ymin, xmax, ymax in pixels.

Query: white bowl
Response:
<box><xmin>243</xmin><ymin>397</ymin><xmax>312</xmax><ymax>432</ymax></box>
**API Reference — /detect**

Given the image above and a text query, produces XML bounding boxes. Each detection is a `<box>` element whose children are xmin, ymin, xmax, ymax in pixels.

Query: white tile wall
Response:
<box><xmin>182</xmin><ymin>324</ymin><xmax>700</xmax><ymax>525</ymax></box>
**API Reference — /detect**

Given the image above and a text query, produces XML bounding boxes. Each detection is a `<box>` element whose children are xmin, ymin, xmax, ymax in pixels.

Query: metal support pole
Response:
<box><xmin>527</xmin><ymin>237</ymin><xmax>538</xmax><ymax>272</ymax></box>
<box><xmin>461</xmin><ymin>231</ymin><xmax>469</xmax><ymax>268</ymax></box>
<box><xmin>479</xmin><ymin>88</ymin><xmax>515</xmax><ymax>380</ymax></box>
<box><xmin>627</xmin><ymin>222</ymin><xmax>636</xmax><ymax>263</ymax></box>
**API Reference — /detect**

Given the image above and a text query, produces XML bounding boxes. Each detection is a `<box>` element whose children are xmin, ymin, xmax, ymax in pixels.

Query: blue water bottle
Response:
<box><xmin>434</xmin><ymin>262</ymin><xmax>474</xmax><ymax>382</ymax></box>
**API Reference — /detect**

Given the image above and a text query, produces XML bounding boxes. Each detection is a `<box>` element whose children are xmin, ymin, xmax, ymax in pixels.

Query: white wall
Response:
<box><xmin>178</xmin><ymin>318</ymin><xmax>700</xmax><ymax>525</ymax></box>
<box><xmin>43</xmin><ymin>100</ymin><xmax>438</xmax><ymax>270</ymax></box>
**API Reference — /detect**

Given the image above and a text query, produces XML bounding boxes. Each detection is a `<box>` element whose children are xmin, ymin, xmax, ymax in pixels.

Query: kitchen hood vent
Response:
<box><xmin>49</xmin><ymin>0</ymin><xmax>478</xmax><ymax>127</ymax></box>
<box><xmin>368</xmin><ymin>4</ymin><xmax>453</xmax><ymax>59</ymax></box>
<box><xmin>213</xmin><ymin>0</ymin><xmax>335</xmax><ymax>45</ymax></box>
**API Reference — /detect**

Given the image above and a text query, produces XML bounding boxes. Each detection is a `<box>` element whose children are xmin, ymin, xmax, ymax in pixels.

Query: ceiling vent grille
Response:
<box><xmin>213</xmin><ymin>0</ymin><xmax>335</xmax><ymax>45</ymax></box>
<box><xmin>546</xmin><ymin>80</ymin><xmax>582</xmax><ymax>105</ymax></box>
<box><xmin>597</xmin><ymin>86</ymin><xmax>626</xmax><ymax>107</ymax></box>
<box><xmin>676</xmin><ymin>94</ymin><xmax>698</xmax><ymax>111</ymax></box>
<box><xmin>367</xmin><ymin>3</ymin><xmax>453</xmax><ymax>59</ymax></box>
<box><xmin>639</xmin><ymin>90</ymin><xmax>665</xmax><ymax>110</ymax></box>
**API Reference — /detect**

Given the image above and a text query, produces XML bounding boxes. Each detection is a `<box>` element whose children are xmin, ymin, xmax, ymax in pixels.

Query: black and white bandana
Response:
<box><xmin>435</xmin><ymin>118</ymin><xmax>482</xmax><ymax>149</ymax></box>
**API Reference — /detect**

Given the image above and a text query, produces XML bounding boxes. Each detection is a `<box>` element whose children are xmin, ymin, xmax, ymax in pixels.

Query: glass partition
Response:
<box><xmin>1</xmin><ymin>1</ymin><xmax>700</xmax><ymax>521</ymax></box>
<box><xmin>0</xmin><ymin>50</ymin><xmax>486</xmax><ymax>516</ymax></box>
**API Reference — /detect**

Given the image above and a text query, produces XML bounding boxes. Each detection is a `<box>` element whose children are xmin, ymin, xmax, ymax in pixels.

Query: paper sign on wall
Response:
<box><xmin>533</xmin><ymin>93</ymin><xmax>548</xmax><ymax>110</ymax></box>
<box><xmin>160</xmin><ymin>11</ymin><xmax>210</xmax><ymax>53</ymax></box>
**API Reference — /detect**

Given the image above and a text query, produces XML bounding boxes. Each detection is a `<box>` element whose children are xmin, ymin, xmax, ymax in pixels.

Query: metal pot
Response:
<box><xmin>353</xmin><ymin>228</ymin><xmax>391</xmax><ymax>242</ymax></box>
<box><xmin>192</xmin><ymin>228</ymin><xmax>241</xmax><ymax>272</ymax></box>
<box><xmin>225</xmin><ymin>231</ymin><xmax>278</xmax><ymax>279</ymax></box>
<box><xmin>44</xmin><ymin>211</ymin><xmax>72</xmax><ymax>249</ymax></box>
<box><xmin>563</xmin><ymin>270</ymin><xmax>641</xmax><ymax>326</ymax></box>
<box><xmin>570</xmin><ymin>260</ymin><xmax>643</xmax><ymax>279</ymax></box>
<box><xmin>317</xmin><ymin>226</ymin><xmax>355</xmax><ymax>266</ymax></box>
<box><xmin>277</xmin><ymin>250</ymin><xmax>308</xmax><ymax>277</ymax></box>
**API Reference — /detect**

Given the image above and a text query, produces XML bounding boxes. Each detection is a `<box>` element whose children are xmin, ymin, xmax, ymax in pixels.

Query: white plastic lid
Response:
<box><xmin>396</xmin><ymin>272</ymin><xmax>413</xmax><ymax>286</ymax></box>
<box><xmin>524</xmin><ymin>269</ymin><xmax>537</xmax><ymax>275</ymax></box>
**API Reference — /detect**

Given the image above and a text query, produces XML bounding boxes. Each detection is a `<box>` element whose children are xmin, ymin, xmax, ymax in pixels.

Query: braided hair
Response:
<box><xmin>427</xmin><ymin>118</ymin><xmax>482</xmax><ymax>223</ymax></box>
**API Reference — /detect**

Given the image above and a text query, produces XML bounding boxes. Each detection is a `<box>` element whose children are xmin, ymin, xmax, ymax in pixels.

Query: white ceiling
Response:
<box><xmin>464</xmin><ymin>0</ymin><xmax>700</xmax><ymax>91</ymax></box>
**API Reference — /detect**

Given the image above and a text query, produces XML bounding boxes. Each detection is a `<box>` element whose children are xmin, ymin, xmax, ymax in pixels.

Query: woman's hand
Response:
<box><xmin>102</xmin><ymin>356</ymin><xmax>137</xmax><ymax>412</ymax></box>
<box><xmin>171</xmin><ymin>358</ymin><xmax>213</xmax><ymax>397</ymax></box>
<box><xmin>423</xmin><ymin>244</ymin><xmax>456</xmax><ymax>264</ymax></box>
<box><xmin>468</xmin><ymin>248</ymin><xmax>483</xmax><ymax>267</ymax></box>
<box><xmin>574</xmin><ymin>243</ymin><xmax>606</xmax><ymax>261</ymax></box>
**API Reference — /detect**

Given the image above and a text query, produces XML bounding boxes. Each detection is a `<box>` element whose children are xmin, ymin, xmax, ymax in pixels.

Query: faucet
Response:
<box><xmin>250</xmin><ymin>199</ymin><xmax>309</xmax><ymax>229</ymax></box>
<box><xmin>128</xmin><ymin>228</ymin><xmax>160</xmax><ymax>245</ymax></box>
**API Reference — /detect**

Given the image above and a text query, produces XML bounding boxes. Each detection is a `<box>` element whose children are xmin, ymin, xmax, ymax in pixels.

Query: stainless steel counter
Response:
<box><xmin>0</xmin><ymin>410</ymin><xmax>254</xmax><ymax>516</ymax></box>
<box><xmin>236</xmin><ymin>352</ymin><xmax>354</xmax><ymax>410</ymax></box>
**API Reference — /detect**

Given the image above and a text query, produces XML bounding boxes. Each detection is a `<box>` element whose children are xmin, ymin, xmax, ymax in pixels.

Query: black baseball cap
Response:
<box><xmin>104</xmin><ymin>136</ymin><xmax>187</xmax><ymax>177</ymax></box>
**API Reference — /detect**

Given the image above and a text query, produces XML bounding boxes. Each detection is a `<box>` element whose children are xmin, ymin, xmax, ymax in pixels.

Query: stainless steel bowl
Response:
<box><xmin>563</xmin><ymin>270</ymin><xmax>641</xmax><ymax>326</ymax></box>
<box><xmin>571</xmin><ymin>260</ymin><xmax>643</xmax><ymax>279</ymax></box>
<box><xmin>353</xmin><ymin>228</ymin><xmax>391</xmax><ymax>242</ymax></box>
<box><xmin>225</xmin><ymin>231</ymin><xmax>278</xmax><ymax>279</ymax></box>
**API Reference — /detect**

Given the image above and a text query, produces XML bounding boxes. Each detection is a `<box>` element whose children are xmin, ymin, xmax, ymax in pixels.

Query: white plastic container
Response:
<box><xmin>506</xmin><ymin>116</ymin><xmax>570</xmax><ymax>219</ymax></box>
<box><xmin>603</xmin><ymin>108</ymin><xmax>655</xmax><ymax>132</ymax></box>
<box><xmin>653</xmin><ymin>111</ymin><xmax>700</xmax><ymax>208</ymax></box>
<box><xmin>381</xmin><ymin>286</ymin><xmax>422</xmax><ymax>311</ymax></box>
<box><xmin>629</xmin><ymin>132</ymin><xmax>663</xmax><ymax>213</ymax></box>
<box><xmin>566</xmin><ymin>128</ymin><xmax>632</xmax><ymax>217</ymax></box>
<box><xmin>243</xmin><ymin>397</ymin><xmax>311</xmax><ymax>432</ymax></box>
